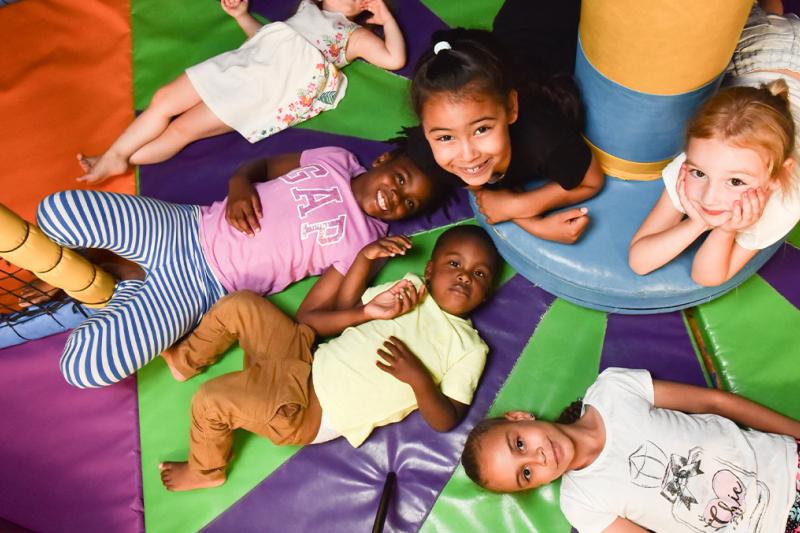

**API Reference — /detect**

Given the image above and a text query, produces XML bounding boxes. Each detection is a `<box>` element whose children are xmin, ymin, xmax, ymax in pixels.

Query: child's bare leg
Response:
<box><xmin>159</xmin><ymin>462</ymin><xmax>225</xmax><ymax>491</ymax></box>
<box><xmin>128</xmin><ymin>101</ymin><xmax>231</xmax><ymax>165</ymax></box>
<box><xmin>77</xmin><ymin>73</ymin><xmax>202</xmax><ymax>183</ymax></box>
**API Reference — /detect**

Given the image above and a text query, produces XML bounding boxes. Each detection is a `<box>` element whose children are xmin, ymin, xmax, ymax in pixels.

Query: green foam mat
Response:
<box><xmin>131</xmin><ymin>0</ymin><xmax>413</xmax><ymax>140</ymax></box>
<box><xmin>693</xmin><ymin>274</ymin><xmax>800</xmax><ymax>418</ymax></box>
<box><xmin>421</xmin><ymin>0</ymin><xmax>504</xmax><ymax>30</ymax></box>
<box><xmin>137</xmin><ymin>223</ymin><xmax>509</xmax><ymax>533</ymax></box>
<box><xmin>422</xmin><ymin>299</ymin><xmax>607</xmax><ymax>533</ymax></box>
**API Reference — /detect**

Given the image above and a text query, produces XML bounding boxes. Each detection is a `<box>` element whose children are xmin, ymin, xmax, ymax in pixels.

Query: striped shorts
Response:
<box><xmin>36</xmin><ymin>190</ymin><xmax>225</xmax><ymax>388</ymax></box>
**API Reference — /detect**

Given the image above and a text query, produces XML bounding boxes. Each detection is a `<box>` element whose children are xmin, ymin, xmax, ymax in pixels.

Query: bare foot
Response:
<box><xmin>161</xmin><ymin>346</ymin><xmax>191</xmax><ymax>382</ymax></box>
<box><xmin>159</xmin><ymin>461</ymin><xmax>226</xmax><ymax>491</ymax></box>
<box><xmin>18</xmin><ymin>279</ymin><xmax>63</xmax><ymax>308</ymax></box>
<box><xmin>77</xmin><ymin>151</ymin><xmax>130</xmax><ymax>184</ymax></box>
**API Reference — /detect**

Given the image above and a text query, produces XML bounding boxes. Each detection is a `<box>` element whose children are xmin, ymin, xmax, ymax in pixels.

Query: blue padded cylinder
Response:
<box><xmin>472</xmin><ymin>179</ymin><xmax>782</xmax><ymax>314</ymax></box>
<box><xmin>575</xmin><ymin>41</ymin><xmax>723</xmax><ymax>163</ymax></box>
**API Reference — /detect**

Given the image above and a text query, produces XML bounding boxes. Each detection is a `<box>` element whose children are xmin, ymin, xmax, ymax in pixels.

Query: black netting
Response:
<box><xmin>0</xmin><ymin>259</ymin><xmax>88</xmax><ymax>338</ymax></box>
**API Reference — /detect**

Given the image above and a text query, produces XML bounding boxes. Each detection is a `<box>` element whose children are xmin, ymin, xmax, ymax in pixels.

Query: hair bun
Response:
<box><xmin>765</xmin><ymin>78</ymin><xmax>790</xmax><ymax>102</ymax></box>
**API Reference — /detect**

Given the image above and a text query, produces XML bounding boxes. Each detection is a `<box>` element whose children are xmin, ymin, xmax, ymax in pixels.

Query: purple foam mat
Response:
<box><xmin>202</xmin><ymin>275</ymin><xmax>555</xmax><ymax>533</ymax></box>
<box><xmin>0</xmin><ymin>333</ymin><xmax>143</xmax><ymax>532</ymax></box>
<box><xmin>600</xmin><ymin>312</ymin><xmax>707</xmax><ymax>387</ymax></box>
<box><xmin>138</xmin><ymin>127</ymin><xmax>473</xmax><ymax>236</ymax></box>
<box><xmin>249</xmin><ymin>0</ymin><xmax>446</xmax><ymax>79</ymax></box>
<box><xmin>756</xmin><ymin>242</ymin><xmax>800</xmax><ymax>308</ymax></box>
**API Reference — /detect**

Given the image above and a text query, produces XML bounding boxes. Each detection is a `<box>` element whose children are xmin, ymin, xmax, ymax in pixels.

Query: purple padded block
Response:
<box><xmin>202</xmin><ymin>276</ymin><xmax>555</xmax><ymax>533</ymax></box>
<box><xmin>249</xmin><ymin>0</ymin><xmax>447</xmax><ymax>79</ymax></box>
<box><xmin>757</xmin><ymin>242</ymin><xmax>800</xmax><ymax>309</ymax></box>
<box><xmin>138</xmin><ymin>128</ymin><xmax>472</xmax><ymax>236</ymax></box>
<box><xmin>0</xmin><ymin>333</ymin><xmax>143</xmax><ymax>532</ymax></box>
<box><xmin>600</xmin><ymin>312</ymin><xmax>707</xmax><ymax>387</ymax></box>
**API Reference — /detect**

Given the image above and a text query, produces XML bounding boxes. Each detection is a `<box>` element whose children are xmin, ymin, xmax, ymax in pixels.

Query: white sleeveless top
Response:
<box><xmin>286</xmin><ymin>0</ymin><xmax>360</xmax><ymax>68</ymax></box>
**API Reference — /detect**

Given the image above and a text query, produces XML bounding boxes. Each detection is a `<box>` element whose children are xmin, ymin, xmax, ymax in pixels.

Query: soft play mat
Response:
<box><xmin>1</xmin><ymin>0</ymin><xmax>799</xmax><ymax>532</ymax></box>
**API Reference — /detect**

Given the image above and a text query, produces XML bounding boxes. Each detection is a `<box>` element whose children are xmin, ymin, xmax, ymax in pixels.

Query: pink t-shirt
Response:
<box><xmin>199</xmin><ymin>147</ymin><xmax>388</xmax><ymax>295</ymax></box>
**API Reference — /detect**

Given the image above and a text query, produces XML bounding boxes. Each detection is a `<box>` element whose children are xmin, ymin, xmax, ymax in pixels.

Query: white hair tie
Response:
<box><xmin>433</xmin><ymin>41</ymin><xmax>452</xmax><ymax>55</ymax></box>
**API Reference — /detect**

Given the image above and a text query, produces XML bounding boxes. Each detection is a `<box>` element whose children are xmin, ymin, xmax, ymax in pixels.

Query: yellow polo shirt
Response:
<box><xmin>312</xmin><ymin>274</ymin><xmax>488</xmax><ymax>447</ymax></box>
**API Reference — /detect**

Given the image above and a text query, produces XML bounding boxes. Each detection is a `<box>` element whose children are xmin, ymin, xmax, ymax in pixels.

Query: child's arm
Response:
<box><xmin>335</xmin><ymin>235</ymin><xmax>412</xmax><ymax>309</ymax></box>
<box><xmin>376</xmin><ymin>337</ymin><xmax>467</xmax><ymax>432</ymax></box>
<box><xmin>653</xmin><ymin>380</ymin><xmax>800</xmax><ymax>439</ymax></box>
<box><xmin>295</xmin><ymin>241</ymin><xmax>420</xmax><ymax>337</ymax></box>
<box><xmin>225</xmin><ymin>153</ymin><xmax>302</xmax><ymax>235</ymax></box>
<box><xmin>344</xmin><ymin>0</ymin><xmax>406</xmax><ymax>70</ymax></box>
<box><xmin>628</xmin><ymin>173</ymin><xmax>709</xmax><ymax>275</ymax></box>
<box><xmin>221</xmin><ymin>0</ymin><xmax>263</xmax><ymax>38</ymax></box>
<box><xmin>474</xmin><ymin>154</ymin><xmax>605</xmax><ymax>223</ymax></box>
<box><xmin>759</xmin><ymin>0</ymin><xmax>784</xmax><ymax>14</ymax></box>
<box><xmin>512</xmin><ymin>207</ymin><xmax>590</xmax><ymax>244</ymax></box>
<box><xmin>690</xmin><ymin>188</ymin><xmax>764</xmax><ymax>286</ymax></box>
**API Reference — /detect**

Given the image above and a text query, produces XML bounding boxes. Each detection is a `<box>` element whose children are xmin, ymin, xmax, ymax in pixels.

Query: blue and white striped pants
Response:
<box><xmin>37</xmin><ymin>190</ymin><xmax>226</xmax><ymax>388</ymax></box>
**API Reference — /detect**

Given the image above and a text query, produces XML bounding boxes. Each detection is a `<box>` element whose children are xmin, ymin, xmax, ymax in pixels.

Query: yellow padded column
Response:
<box><xmin>0</xmin><ymin>204</ymin><xmax>114</xmax><ymax>307</ymax></box>
<box><xmin>579</xmin><ymin>0</ymin><xmax>752</xmax><ymax>95</ymax></box>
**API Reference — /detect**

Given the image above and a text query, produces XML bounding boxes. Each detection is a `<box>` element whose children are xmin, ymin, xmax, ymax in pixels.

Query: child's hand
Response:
<box><xmin>376</xmin><ymin>336</ymin><xmax>430</xmax><ymax>389</ymax></box>
<box><xmin>532</xmin><ymin>207</ymin><xmax>590</xmax><ymax>244</ymax></box>
<box><xmin>718</xmin><ymin>188</ymin><xmax>766</xmax><ymax>233</ymax></box>
<box><xmin>225</xmin><ymin>178</ymin><xmax>262</xmax><ymax>236</ymax></box>
<box><xmin>360</xmin><ymin>235</ymin><xmax>412</xmax><ymax>260</ymax></box>
<box><xmin>360</xmin><ymin>0</ymin><xmax>392</xmax><ymax>25</ymax></box>
<box><xmin>677</xmin><ymin>168</ymin><xmax>711</xmax><ymax>231</ymax></box>
<box><xmin>221</xmin><ymin>0</ymin><xmax>248</xmax><ymax>18</ymax></box>
<box><xmin>364</xmin><ymin>279</ymin><xmax>424</xmax><ymax>320</ymax></box>
<box><xmin>474</xmin><ymin>189</ymin><xmax>518</xmax><ymax>225</ymax></box>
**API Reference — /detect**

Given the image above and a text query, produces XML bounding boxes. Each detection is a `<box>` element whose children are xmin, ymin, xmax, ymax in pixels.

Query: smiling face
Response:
<box><xmin>424</xmin><ymin>232</ymin><xmax>496</xmax><ymax>317</ymax></box>
<box><xmin>476</xmin><ymin>417</ymin><xmax>575</xmax><ymax>493</ymax></box>
<box><xmin>683</xmin><ymin>137</ymin><xmax>780</xmax><ymax>225</ymax></box>
<box><xmin>353</xmin><ymin>153</ymin><xmax>434</xmax><ymax>221</ymax></box>
<box><xmin>421</xmin><ymin>90</ymin><xmax>518</xmax><ymax>187</ymax></box>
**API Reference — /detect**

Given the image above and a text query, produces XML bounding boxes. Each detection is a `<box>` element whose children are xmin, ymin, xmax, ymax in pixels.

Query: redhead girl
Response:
<box><xmin>409</xmin><ymin>1</ymin><xmax>604</xmax><ymax>244</ymax></box>
<box><xmin>629</xmin><ymin>5</ymin><xmax>800</xmax><ymax>286</ymax></box>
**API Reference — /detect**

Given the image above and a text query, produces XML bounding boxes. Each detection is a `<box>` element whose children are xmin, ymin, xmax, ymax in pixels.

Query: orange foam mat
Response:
<box><xmin>0</xmin><ymin>0</ymin><xmax>135</xmax><ymax>225</ymax></box>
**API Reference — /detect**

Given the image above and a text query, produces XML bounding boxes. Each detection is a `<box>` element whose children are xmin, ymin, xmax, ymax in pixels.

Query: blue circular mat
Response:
<box><xmin>472</xmin><ymin>177</ymin><xmax>781</xmax><ymax>314</ymax></box>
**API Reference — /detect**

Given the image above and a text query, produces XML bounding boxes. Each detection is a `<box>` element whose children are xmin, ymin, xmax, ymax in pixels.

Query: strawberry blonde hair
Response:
<box><xmin>685</xmin><ymin>79</ymin><xmax>797</xmax><ymax>193</ymax></box>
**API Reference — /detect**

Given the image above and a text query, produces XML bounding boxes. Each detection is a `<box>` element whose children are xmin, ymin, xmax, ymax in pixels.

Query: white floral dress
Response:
<box><xmin>186</xmin><ymin>0</ymin><xmax>359</xmax><ymax>143</ymax></box>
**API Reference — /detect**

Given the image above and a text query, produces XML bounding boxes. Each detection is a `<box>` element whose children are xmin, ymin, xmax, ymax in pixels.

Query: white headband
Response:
<box><xmin>433</xmin><ymin>41</ymin><xmax>452</xmax><ymax>55</ymax></box>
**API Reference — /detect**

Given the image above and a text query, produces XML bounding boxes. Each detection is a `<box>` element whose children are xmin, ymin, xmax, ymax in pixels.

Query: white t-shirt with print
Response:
<box><xmin>560</xmin><ymin>368</ymin><xmax>796</xmax><ymax>533</ymax></box>
<box><xmin>662</xmin><ymin>152</ymin><xmax>800</xmax><ymax>250</ymax></box>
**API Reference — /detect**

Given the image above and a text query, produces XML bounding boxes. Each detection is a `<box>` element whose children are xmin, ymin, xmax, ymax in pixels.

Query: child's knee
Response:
<box><xmin>36</xmin><ymin>191</ymin><xmax>71</xmax><ymax>238</ymax></box>
<box><xmin>59</xmin><ymin>327</ymin><xmax>123</xmax><ymax>389</ymax></box>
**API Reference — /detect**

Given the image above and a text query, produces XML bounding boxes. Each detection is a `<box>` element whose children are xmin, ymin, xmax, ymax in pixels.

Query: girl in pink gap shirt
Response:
<box><xmin>34</xmin><ymin>142</ymin><xmax>446</xmax><ymax>388</ymax></box>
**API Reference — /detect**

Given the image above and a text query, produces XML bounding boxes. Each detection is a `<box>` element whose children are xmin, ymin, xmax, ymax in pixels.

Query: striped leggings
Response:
<box><xmin>37</xmin><ymin>190</ymin><xmax>225</xmax><ymax>388</ymax></box>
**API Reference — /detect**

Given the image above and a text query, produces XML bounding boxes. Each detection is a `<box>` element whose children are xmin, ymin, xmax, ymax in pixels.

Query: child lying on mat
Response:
<box><xmin>628</xmin><ymin>3</ymin><xmax>800</xmax><ymax>286</ymax></box>
<box><xmin>34</xmin><ymin>140</ymin><xmax>446</xmax><ymax>389</ymax></box>
<box><xmin>77</xmin><ymin>0</ymin><xmax>406</xmax><ymax>183</ymax></box>
<box><xmin>158</xmin><ymin>225</ymin><xmax>500</xmax><ymax>491</ymax></box>
<box><xmin>461</xmin><ymin>367</ymin><xmax>800</xmax><ymax>533</ymax></box>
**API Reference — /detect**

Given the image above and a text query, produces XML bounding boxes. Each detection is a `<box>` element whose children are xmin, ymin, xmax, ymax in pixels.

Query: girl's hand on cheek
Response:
<box><xmin>677</xmin><ymin>171</ymin><xmax>711</xmax><ymax>231</ymax></box>
<box><xmin>376</xmin><ymin>337</ymin><xmax>430</xmax><ymax>389</ymax></box>
<box><xmin>720</xmin><ymin>188</ymin><xmax>765</xmax><ymax>233</ymax></box>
